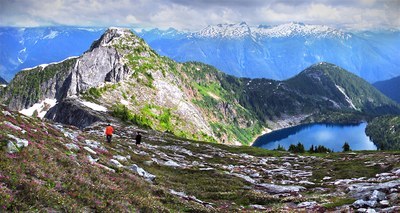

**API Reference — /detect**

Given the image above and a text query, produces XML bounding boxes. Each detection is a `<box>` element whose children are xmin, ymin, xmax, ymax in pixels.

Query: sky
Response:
<box><xmin>0</xmin><ymin>0</ymin><xmax>399</xmax><ymax>30</ymax></box>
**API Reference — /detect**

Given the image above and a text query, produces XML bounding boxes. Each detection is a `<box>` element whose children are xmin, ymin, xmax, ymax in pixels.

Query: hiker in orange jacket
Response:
<box><xmin>105</xmin><ymin>124</ymin><xmax>114</xmax><ymax>143</ymax></box>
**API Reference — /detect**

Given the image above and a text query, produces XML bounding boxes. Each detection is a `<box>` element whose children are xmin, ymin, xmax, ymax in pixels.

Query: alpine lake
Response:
<box><xmin>252</xmin><ymin>122</ymin><xmax>377</xmax><ymax>152</ymax></box>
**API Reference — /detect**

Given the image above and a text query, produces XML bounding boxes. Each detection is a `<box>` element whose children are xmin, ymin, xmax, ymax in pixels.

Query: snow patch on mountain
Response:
<box><xmin>43</xmin><ymin>30</ymin><xmax>59</xmax><ymax>39</ymax></box>
<box><xmin>81</xmin><ymin>101</ymin><xmax>108</xmax><ymax>112</ymax></box>
<box><xmin>335</xmin><ymin>85</ymin><xmax>357</xmax><ymax>110</ymax></box>
<box><xmin>20</xmin><ymin>98</ymin><xmax>57</xmax><ymax>118</ymax></box>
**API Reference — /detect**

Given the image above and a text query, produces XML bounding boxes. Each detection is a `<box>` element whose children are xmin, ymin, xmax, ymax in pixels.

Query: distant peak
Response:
<box><xmin>196</xmin><ymin>22</ymin><xmax>251</xmax><ymax>38</ymax></box>
<box><xmin>253</xmin><ymin>22</ymin><xmax>351</xmax><ymax>39</ymax></box>
<box><xmin>301</xmin><ymin>62</ymin><xmax>343</xmax><ymax>76</ymax></box>
<box><xmin>89</xmin><ymin>27</ymin><xmax>134</xmax><ymax>50</ymax></box>
<box><xmin>105</xmin><ymin>27</ymin><xmax>132</xmax><ymax>37</ymax></box>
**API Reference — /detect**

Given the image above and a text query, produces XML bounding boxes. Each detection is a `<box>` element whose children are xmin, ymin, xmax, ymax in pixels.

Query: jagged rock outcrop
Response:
<box><xmin>1</xmin><ymin>28</ymin><xmax>133</xmax><ymax>110</ymax></box>
<box><xmin>45</xmin><ymin>98</ymin><xmax>115</xmax><ymax>129</ymax></box>
<box><xmin>67</xmin><ymin>28</ymin><xmax>133</xmax><ymax>96</ymax></box>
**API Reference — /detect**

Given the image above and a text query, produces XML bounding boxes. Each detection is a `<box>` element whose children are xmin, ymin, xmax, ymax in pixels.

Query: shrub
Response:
<box><xmin>274</xmin><ymin>144</ymin><xmax>286</xmax><ymax>151</ymax></box>
<box><xmin>288</xmin><ymin>142</ymin><xmax>305</xmax><ymax>153</ymax></box>
<box><xmin>342</xmin><ymin>142</ymin><xmax>351</xmax><ymax>152</ymax></box>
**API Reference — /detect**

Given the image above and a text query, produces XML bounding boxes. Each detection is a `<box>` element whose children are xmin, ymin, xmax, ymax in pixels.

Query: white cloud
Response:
<box><xmin>0</xmin><ymin>0</ymin><xmax>398</xmax><ymax>30</ymax></box>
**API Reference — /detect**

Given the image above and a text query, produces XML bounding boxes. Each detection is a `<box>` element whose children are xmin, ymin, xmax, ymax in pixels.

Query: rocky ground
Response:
<box><xmin>1</xmin><ymin>105</ymin><xmax>399</xmax><ymax>212</ymax></box>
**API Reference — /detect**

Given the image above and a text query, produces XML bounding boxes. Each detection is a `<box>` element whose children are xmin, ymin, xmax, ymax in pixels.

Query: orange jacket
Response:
<box><xmin>105</xmin><ymin>126</ymin><xmax>114</xmax><ymax>136</ymax></box>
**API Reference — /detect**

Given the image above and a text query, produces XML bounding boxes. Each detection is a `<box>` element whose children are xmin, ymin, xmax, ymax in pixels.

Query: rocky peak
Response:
<box><xmin>88</xmin><ymin>27</ymin><xmax>134</xmax><ymax>51</ymax></box>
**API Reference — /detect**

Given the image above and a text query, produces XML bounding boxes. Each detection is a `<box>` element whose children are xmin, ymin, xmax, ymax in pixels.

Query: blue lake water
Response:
<box><xmin>252</xmin><ymin>123</ymin><xmax>377</xmax><ymax>152</ymax></box>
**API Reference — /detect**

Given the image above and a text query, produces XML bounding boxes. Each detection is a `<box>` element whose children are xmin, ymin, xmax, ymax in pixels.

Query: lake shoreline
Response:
<box><xmin>252</xmin><ymin>122</ymin><xmax>376</xmax><ymax>152</ymax></box>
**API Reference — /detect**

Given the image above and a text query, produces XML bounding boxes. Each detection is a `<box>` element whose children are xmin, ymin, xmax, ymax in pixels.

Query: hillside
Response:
<box><xmin>366</xmin><ymin>116</ymin><xmax>400</xmax><ymax>150</ymax></box>
<box><xmin>240</xmin><ymin>62</ymin><xmax>400</xmax><ymax>125</ymax></box>
<box><xmin>374</xmin><ymin>76</ymin><xmax>400</xmax><ymax>103</ymax></box>
<box><xmin>1</xmin><ymin>28</ymin><xmax>399</xmax><ymax>146</ymax></box>
<box><xmin>1</xmin><ymin>105</ymin><xmax>400</xmax><ymax>212</ymax></box>
<box><xmin>1</xmin><ymin>28</ymin><xmax>262</xmax><ymax>145</ymax></box>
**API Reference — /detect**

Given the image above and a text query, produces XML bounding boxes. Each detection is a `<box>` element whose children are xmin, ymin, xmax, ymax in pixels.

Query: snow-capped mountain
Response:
<box><xmin>0</xmin><ymin>27</ymin><xmax>105</xmax><ymax>81</ymax></box>
<box><xmin>195</xmin><ymin>22</ymin><xmax>350</xmax><ymax>39</ymax></box>
<box><xmin>1</xmin><ymin>23</ymin><xmax>399</xmax><ymax>83</ymax></box>
<box><xmin>196</xmin><ymin>22</ymin><xmax>252</xmax><ymax>38</ymax></box>
<box><xmin>138</xmin><ymin>22</ymin><xmax>400</xmax><ymax>82</ymax></box>
<box><xmin>252</xmin><ymin>22</ymin><xmax>351</xmax><ymax>39</ymax></box>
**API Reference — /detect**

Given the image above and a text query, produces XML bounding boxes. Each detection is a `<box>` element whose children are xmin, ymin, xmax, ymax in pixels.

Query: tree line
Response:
<box><xmin>275</xmin><ymin>142</ymin><xmax>351</xmax><ymax>153</ymax></box>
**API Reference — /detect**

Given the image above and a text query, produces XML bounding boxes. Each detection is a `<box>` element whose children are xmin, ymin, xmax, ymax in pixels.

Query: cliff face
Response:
<box><xmin>2</xmin><ymin>58</ymin><xmax>76</xmax><ymax>109</ymax></box>
<box><xmin>1</xmin><ymin>28</ymin><xmax>133</xmax><ymax>110</ymax></box>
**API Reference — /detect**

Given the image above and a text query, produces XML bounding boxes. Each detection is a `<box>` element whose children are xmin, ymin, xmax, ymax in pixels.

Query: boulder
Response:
<box><xmin>380</xmin><ymin>206</ymin><xmax>400</xmax><ymax>213</ymax></box>
<box><xmin>8</xmin><ymin>134</ymin><xmax>28</xmax><ymax>148</ymax></box>
<box><xmin>45</xmin><ymin>98</ymin><xmax>108</xmax><ymax>129</ymax></box>
<box><xmin>65</xmin><ymin>143</ymin><xmax>80</xmax><ymax>151</ymax></box>
<box><xmin>283</xmin><ymin>162</ymin><xmax>292</xmax><ymax>167</ymax></box>
<box><xmin>348</xmin><ymin>180</ymin><xmax>400</xmax><ymax>200</ymax></box>
<box><xmin>249</xmin><ymin>204</ymin><xmax>267</xmax><ymax>210</ymax></box>
<box><xmin>388</xmin><ymin>193</ymin><xmax>398</xmax><ymax>203</ymax></box>
<box><xmin>297</xmin><ymin>201</ymin><xmax>317</xmax><ymax>208</ymax></box>
<box><xmin>230</xmin><ymin>173</ymin><xmax>256</xmax><ymax>184</ymax></box>
<box><xmin>110</xmin><ymin>159</ymin><xmax>123</xmax><ymax>168</ymax></box>
<box><xmin>352</xmin><ymin>200</ymin><xmax>377</xmax><ymax>208</ymax></box>
<box><xmin>6</xmin><ymin>141</ymin><xmax>19</xmax><ymax>154</ymax></box>
<box><xmin>127</xmin><ymin>164</ymin><xmax>156</xmax><ymax>182</ymax></box>
<box><xmin>366</xmin><ymin>208</ymin><xmax>377</xmax><ymax>213</ymax></box>
<box><xmin>4</xmin><ymin>121</ymin><xmax>23</xmax><ymax>131</ymax></box>
<box><xmin>83</xmin><ymin>147</ymin><xmax>97</xmax><ymax>155</ymax></box>
<box><xmin>370</xmin><ymin>190</ymin><xmax>386</xmax><ymax>201</ymax></box>
<box><xmin>392</xmin><ymin>168</ymin><xmax>400</xmax><ymax>176</ymax></box>
<box><xmin>257</xmin><ymin>183</ymin><xmax>306</xmax><ymax>194</ymax></box>
<box><xmin>87</xmin><ymin>155</ymin><xmax>99</xmax><ymax>163</ymax></box>
<box><xmin>380</xmin><ymin>200</ymin><xmax>390</xmax><ymax>207</ymax></box>
<box><xmin>6</xmin><ymin>134</ymin><xmax>29</xmax><ymax>153</ymax></box>
<box><xmin>163</xmin><ymin>160</ymin><xmax>181</xmax><ymax>167</ymax></box>
<box><xmin>113</xmin><ymin>155</ymin><xmax>128</xmax><ymax>162</ymax></box>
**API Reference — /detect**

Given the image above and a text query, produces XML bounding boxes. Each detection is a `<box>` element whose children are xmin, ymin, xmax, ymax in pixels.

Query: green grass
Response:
<box><xmin>323</xmin><ymin>197</ymin><xmax>356</xmax><ymax>209</ymax></box>
<box><xmin>311</xmin><ymin>156</ymin><xmax>390</xmax><ymax>181</ymax></box>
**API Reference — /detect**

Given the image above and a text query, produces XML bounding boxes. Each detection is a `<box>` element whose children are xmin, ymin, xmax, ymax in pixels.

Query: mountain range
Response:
<box><xmin>138</xmin><ymin>22</ymin><xmax>400</xmax><ymax>83</ymax></box>
<box><xmin>1</xmin><ymin>23</ymin><xmax>399</xmax><ymax>84</ymax></box>
<box><xmin>1</xmin><ymin>28</ymin><xmax>398</xmax><ymax>145</ymax></box>
<box><xmin>0</xmin><ymin>27</ymin><xmax>104</xmax><ymax>81</ymax></box>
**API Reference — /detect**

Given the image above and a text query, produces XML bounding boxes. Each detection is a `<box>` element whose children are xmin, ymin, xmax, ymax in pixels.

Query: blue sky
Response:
<box><xmin>0</xmin><ymin>0</ymin><xmax>399</xmax><ymax>30</ymax></box>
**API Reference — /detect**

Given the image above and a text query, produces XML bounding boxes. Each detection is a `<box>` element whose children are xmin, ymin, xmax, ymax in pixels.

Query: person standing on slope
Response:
<box><xmin>135</xmin><ymin>132</ymin><xmax>142</xmax><ymax>146</ymax></box>
<box><xmin>105</xmin><ymin>124</ymin><xmax>114</xmax><ymax>143</ymax></box>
